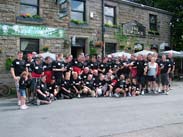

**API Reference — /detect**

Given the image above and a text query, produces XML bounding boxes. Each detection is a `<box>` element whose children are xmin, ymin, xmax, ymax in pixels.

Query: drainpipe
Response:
<box><xmin>101</xmin><ymin>0</ymin><xmax>105</xmax><ymax>60</ymax></box>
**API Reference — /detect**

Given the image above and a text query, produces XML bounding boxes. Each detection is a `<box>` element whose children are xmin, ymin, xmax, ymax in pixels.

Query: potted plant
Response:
<box><xmin>42</xmin><ymin>45</ymin><xmax>49</xmax><ymax>52</ymax></box>
<box><xmin>5</xmin><ymin>57</ymin><xmax>13</xmax><ymax>71</ymax></box>
<box><xmin>95</xmin><ymin>41</ymin><xmax>103</xmax><ymax>47</ymax></box>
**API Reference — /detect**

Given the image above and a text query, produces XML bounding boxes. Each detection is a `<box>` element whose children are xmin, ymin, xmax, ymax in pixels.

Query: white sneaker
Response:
<box><xmin>18</xmin><ymin>100</ymin><xmax>21</xmax><ymax>106</ymax></box>
<box><xmin>20</xmin><ymin>105</ymin><xmax>29</xmax><ymax>110</ymax></box>
<box><xmin>166</xmin><ymin>91</ymin><xmax>169</xmax><ymax>95</ymax></box>
<box><xmin>114</xmin><ymin>93</ymin><xmax>119</xmax><ymax>98</ymax></box>
<box><xmin>141</xmin><ymin>90</ymin><xmax>144</xmax><ymax>95</ymax></box>
<box><xmin>77</xmin><ymin>94</ymin><xmax>81</xmax><ymax>98</ymax></box>
<box><xmin>37</xmin><ymin>100</ymin><xmax>40</xmax><ymax>106</ymax></box>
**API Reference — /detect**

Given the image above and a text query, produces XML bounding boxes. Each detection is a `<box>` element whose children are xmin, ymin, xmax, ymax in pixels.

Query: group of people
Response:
<box><xmin>10</xmin><ymin>51</ymin><xmax>175</xmax><ymax>110</ymax></box>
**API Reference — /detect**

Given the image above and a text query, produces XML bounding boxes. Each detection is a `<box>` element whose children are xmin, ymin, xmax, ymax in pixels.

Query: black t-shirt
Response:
<box><xmin>89</xmin><ymin>61</ymin><xmax>98</xmax><ymax>70</ymax></box>
<box><xmin>167</xmin><ymin>58</ymin><xmax>175</xmax><ymax>71</ymax></box>
<box><xmin>114</xmin><ymin>80</ymin><xmax>126</xmax><ymax>89</ymax></box>
<box><xmin>19</xmin><ymin>77</ymin><xmax>27</xmax><ymax>89</ymax></box>
<box><xmin>70</xmin><ymin>77</ymin><xmax>81</xmax><ymax>87</ymax></box>
<box><xmin>131</xmin><ymin>83</ymin><xmax>139</xmax><ymax>91</ymax></box>
<box><xmin>43</xmin><ymin>62</ymin><xmax>52</xmax><ymax>71</ymax></box>
<box><xmin>30</xmin><ymin>62</ymin><xmax>44</xmax><ymax>74</ymax></box>
<box><xmin>52</xmin><ymin>60</ymin><xmax>65</xmax><ymax>76</ymax></box>
<box><xmin>36</xmin><ymin>81</ymin><xmax>47</xmax><ymax>94</ymax></box>
<box><xmin>160</xmin><ymin>60</ymin><xmax>171</xmax><ymax>74</ymax></box>
<box><xmin>134</xmin><ymin>60</ymin><xmax>147</xmax><ymax>75</ymax></box>
<box><xmin>72</xmin><ymin>60</ymin><xmax>83</xmax><ymax>69</ymax></box>
<box><xmin>79</xmin><ymin>73</ymin><xmax>90</xmax><ymax>82</ymax></box>
<box><xmin>61</xmin><ymin>80</ymin><xmax>71</xmax><ymax>90</ymax></box>
<box><xmin>11</xmin><ymin>59</ymin><xmax>26</xmax><ymax>76</ymax></box>
<box><xmin>26</xmin><ymin>60</ymin><xmax>33</xmax><ymax>72</ymax></box>
<box><xmin>94</xmin><ymin>79</ymin><xmax>106</xmax><ymax>88</ymax></box>
<box><xmin>47</xmin><ymin>83</ymin><xmax>58</xmax><ymax>94</ymax></box>
<box><xmin>83</xmin><ymin>79</ymin><xmax>94</xmax><ymax>90</ymax></box>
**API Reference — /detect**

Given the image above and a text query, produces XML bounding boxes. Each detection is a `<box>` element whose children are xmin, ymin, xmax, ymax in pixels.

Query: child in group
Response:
<box><xmin>19</xmin><ymin>71</ymin><xmax>29</xmax><ymax>110</ymax></box>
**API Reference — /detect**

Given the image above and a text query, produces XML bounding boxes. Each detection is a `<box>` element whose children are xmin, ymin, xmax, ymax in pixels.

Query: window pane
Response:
<box><xmin>20</xmin><ymin>0</ymin><xmax>38</xmax><ymax>5</ymax></box>
<box><xmin>105</xmin><ymin>43</ymin><xmax>116</xmax><ymax>55</ymax></box>
<box><xmin>104</xmin><ymin>6</ymin><xmax>114</xmax><ymax>16</ymax></box>
<box><xmin>71</xmin><ymin>11</ymin><xmax>83</xmax><ymax>21</ymax></box>
<box><xmin>104</xmin><ymin>16</ymin><xmax>114</xmax><ymax>24</ymax></box>
<box><xmin>20</xmin><ymin>39</ymin><xmax>39</xmax><ymax>55</ymax></box>
<box><xmin>19</xmin><ymin>5</ymin><xmax>38</xmax><ymax>15</ymax></box>
<box><xmin>71</xmin><ymin>0</ymin><xmax>84</xmax><ymax>12</ymax></box>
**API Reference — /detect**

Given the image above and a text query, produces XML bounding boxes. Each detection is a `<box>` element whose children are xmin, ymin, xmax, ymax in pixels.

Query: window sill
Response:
<box><xmin>69</xmin><ymin>22</ymin><xmax>89</xmax><ymax>28</ymax></box>
<box><xmin>148</xmin><ymin>30</ymin><xmax>160</xmax><ymax>36</ymax></box>
<box><xmin>16</xmin><ymin>16</ymin><xmax>44</xmax><ymax>25</ymax></box>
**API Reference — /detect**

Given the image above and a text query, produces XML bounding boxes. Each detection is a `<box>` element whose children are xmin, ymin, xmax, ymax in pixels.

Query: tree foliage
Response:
<box><xmin>131</xmin><ymin>0</ymin><xmax>183</xmax><ymax>51</ymax></box>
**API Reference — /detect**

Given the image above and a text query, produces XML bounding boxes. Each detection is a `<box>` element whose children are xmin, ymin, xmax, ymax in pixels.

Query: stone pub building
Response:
<box><xmin>0</xmin><ymin>0</ymin><xmax>172</xmax><ymax>75</ymax></box>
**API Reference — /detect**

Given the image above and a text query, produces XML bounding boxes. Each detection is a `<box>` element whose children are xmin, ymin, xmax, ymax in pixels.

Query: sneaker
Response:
<box><xmin>141</xmin><ymin>90</ymin><xmax>144</xmax><ymax>95</ymax></box>
<box><xmin>77</xmin><ymin>94</ymin><xmax>81</xmax><ymax>98</ymax></box>
<box><xmin>165</xmin><ymin>91</ymin><xmax>169</xmax><ymax>95</ymax></box>
<box><xmin>109</xmin><ymin>92</ymin><xmax>112</xmax><ymax>97</ymax></box>
<box><xmin>128</xmin><ymin>92</ymin><xmax>132</xmax><ymax>97</ymax></box>
<box><xmin>18</xmin><ymin>100</ymin><xmax>21</xmax><ymax>106</ymax></box>
<box><xmin>37</xmin><ymin>99</ymin><xmax>40</xmax><ymax>106</ymax></box>
<box><xmin>154</xmin><ymin>90</ymin><xmax>158</xmax><ymax>94</ymax></box>
<box><xmin>20</xmin><ymin>105</ymin><xmax>29</xmax><ymax>110</ymax></box>
<box><xmin>114</xmin><ymin>93</ymin><xmax>120</xmax><ymax>98</ymax></box>
<box><xmin>158</xmin><ymin>89</ymin><xmax>161</xmax><ymax>93</ymax></box>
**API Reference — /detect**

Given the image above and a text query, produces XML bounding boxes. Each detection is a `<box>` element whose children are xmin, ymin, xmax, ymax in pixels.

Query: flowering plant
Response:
<box><xmin>42</xmin><ymin>45</ymin><xmax>49</xmax><ymax>52</ymax></box>
<box><xmin>19</xmin><ymin>13</ymin><xmax>41</xmax><ymax>19</ymax></box>
<box><xmin>20</xmin><ymin>13</ymin><xmax>32</xmax><ymax>18</ymax></box>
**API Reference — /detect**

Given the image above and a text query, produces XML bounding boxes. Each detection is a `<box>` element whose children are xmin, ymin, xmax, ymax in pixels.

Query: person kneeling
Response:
<box><xmin>36</xmin><ymin>75</ymin><xmax>52</xmax><ymax>105</ymax></box>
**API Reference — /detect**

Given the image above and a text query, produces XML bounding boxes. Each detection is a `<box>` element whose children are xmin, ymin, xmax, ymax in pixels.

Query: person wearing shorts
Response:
<box><xmin>19</xmin><ymin>71</ymin><xmax>29</xmax><ymax>110</ymax></box>
<box><xmin>11</xmin><ymin>51</ymin><xmax>26</xmax><ymax>106</ymax></box>
<box><xmin>160</xmin><ymin>55</ymin><xmax>171</xmax><ymax>94</ymax></box>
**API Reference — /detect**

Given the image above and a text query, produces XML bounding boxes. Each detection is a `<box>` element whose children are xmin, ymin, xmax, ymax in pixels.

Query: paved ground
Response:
<box><xmin>0</xmin><ymin>82</ymin><xmax>183</xmax><ymax>137</ymax></box>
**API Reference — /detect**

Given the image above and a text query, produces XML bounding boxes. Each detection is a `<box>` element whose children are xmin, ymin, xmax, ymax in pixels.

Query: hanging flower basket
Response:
<box><xmin>95</xmin><ymin>41</ymin><xmax>103</xmax><ymax>47</ymax></box>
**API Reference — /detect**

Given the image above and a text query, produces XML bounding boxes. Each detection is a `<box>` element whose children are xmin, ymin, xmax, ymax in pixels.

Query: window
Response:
<box><xmin>104</xmin><ymin>5</ymin><xmax>116</xmax><ymax>25</ymax></box>
<box><xmin>71</xmin><ymin>0</ymin><xmax>85</xmax><ymax>21</ymax></box>
<box><xmin>19</xmin><ymin>0</ymin><xmax>39</xmax><ymax>16</ymax></box>
<box><xmin>105</xmin><ymin>43</ymin><xmax>116</xmax><ymax>55</ymax></box>
<box><xmin>149</xmin><ymin>14</ymin><xmax>157</xmax><ymax>31</ymax></box>
<box><xmin>20</xmin><ymin>38</ymin><xmax>39</xmax><ymax>56</ymax></box>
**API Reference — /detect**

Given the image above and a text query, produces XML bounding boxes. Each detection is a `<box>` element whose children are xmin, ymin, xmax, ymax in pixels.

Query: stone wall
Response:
<box><xmin>0</xmin><ymin>0</ymin><xmax>172</xmax><ymax>73</ymax></box>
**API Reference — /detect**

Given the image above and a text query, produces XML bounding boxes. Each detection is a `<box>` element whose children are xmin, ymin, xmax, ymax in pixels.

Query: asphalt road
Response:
<box><xmin>0</xmin><ymin>82</ymin><xmax>183</xmax><ymax>137</ymax></box>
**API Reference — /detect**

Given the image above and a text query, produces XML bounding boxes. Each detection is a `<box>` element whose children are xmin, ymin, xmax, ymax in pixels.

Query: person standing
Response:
<box><xmin>147</xmin><ymin>56</ymin><xmax>158</xmax><ymax>93</ymax></box>
<box><xmin>10</xmin><ymin>51</ymin><xmax>26</xmax><ymax>106</ymax></box>
<box><xmin>167</xmin><ymin>53</ymin><xmax>175</xmax><ymax>89</ymax></box>
<box><xmin>160</xmin><ymin>54</ymin><xmax>172</xmax><ymax>95</ymax></box>
<box><xmin>19</xmin><ymin>71</ymin><xmax>29</xmax><ymax>109</ymax></box>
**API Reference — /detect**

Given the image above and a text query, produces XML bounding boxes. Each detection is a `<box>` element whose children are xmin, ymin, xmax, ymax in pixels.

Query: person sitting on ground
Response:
<box><xmin>47</xmin><ymin>76</ymin><xmax>59</xmax><ymax>100</ymax></box>
<box><xmin>94</xmin><ymin>73</ymin><xmax>107</xmax><ymax>97</ymax></box>
<box><xmin>81</xmin><ymin>74</ymin><xmax>95</xmax><ymax>97</ymax></box>
<box><xmin>70</xmin><ymin>72</ymin><xmax>82</xmax><ymax>98</ymax></box>
<box><xmin>60</xmin><ymin>71</ymin><xmax>74</xmax><ymax>99</ymax></box>
<box><xmin>113</xmin><ymin>74</ymin><xmax>126</xmax><ymax>98</ymax></box>
<box><xmin>36</xmin><ymin>75</ymin><xmax>52</xmax><ymax>105</ymax></box>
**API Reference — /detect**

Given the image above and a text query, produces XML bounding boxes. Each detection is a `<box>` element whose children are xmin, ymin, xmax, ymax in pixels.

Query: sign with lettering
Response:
<box><xmin>0</xmin><ymin>23</ymin><xmax>64</xmax><ymax>39</ymax></box>
<box><xmin>123</xmin><ymin>20</ymin><xmax>146</xmax><ymax>37</ymax></box>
